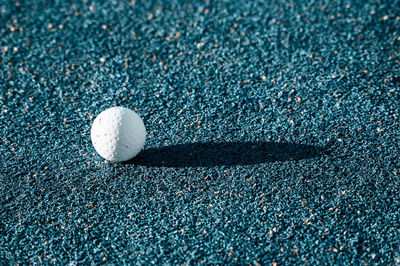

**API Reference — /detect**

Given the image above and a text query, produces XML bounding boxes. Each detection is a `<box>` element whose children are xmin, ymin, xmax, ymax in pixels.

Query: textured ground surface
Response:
<box><xmin>1</xmin><ymin>0</ymin><xmax>400</xmax><ymax>264</ymax></box>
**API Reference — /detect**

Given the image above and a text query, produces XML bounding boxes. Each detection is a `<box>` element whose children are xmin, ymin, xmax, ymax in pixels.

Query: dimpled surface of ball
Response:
<box><xmin>91</xmin><ymin>107</ymin><xmax>146</xmax><ymax>162</ymax></box>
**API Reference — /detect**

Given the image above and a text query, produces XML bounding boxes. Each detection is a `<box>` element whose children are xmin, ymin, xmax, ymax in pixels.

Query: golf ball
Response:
<box><xmin>91</xmin><ymin>106</ymin><xmax>146</xmax><ymax>162</ymax></box>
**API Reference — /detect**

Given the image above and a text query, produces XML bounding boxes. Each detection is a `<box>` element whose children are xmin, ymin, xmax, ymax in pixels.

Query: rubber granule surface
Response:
<box><xmin>1</xmin><ymin>0</ymin><xmax>400</xmax><ymax>264</ymax></box>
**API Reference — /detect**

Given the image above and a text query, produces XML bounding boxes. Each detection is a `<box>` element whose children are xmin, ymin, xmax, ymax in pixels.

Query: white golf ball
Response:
<box><xmin>91</xmin><ymin>106</ymin><xmax>146</xmax><ymax>162</ymax></box>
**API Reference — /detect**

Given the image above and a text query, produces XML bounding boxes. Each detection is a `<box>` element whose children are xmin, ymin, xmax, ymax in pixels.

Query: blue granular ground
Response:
<box><xmin>1</xmin><ymin>0</ymin><xmax>400</xmax><ymax>264</ymax></box>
